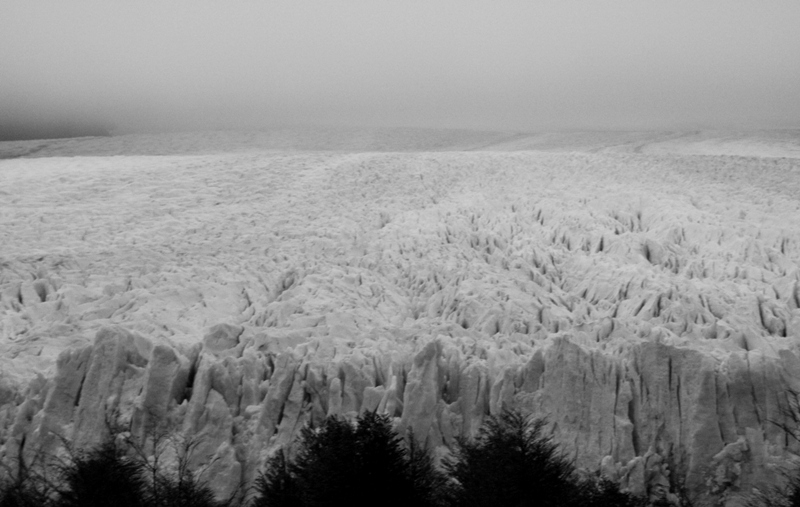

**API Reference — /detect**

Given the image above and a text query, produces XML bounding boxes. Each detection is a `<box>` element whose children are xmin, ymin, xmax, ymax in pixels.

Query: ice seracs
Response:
<box><xmin>2</xmin><ymin>128</ymin><xmax>800</xmax><ymax>504</ymax></box>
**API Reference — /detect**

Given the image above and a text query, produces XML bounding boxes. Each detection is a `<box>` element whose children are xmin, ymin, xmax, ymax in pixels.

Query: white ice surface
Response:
<box><xmin>2</xmin><ymin>128</ymin><xmax>800</xmax><ymax>387</ymax></box>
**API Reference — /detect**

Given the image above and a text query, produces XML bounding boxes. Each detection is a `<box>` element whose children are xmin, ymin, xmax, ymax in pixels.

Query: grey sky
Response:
<box><xmin>2</xmin><ymin>1</ymin><xmax>799</xmax><ymax>133</ymax></box>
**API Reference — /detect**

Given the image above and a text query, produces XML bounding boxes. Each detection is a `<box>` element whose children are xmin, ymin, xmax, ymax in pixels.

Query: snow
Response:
<box><xmin>1</xmin><ymin>128</ymin><xmax>800</xmax><ymax>387</ymax></box>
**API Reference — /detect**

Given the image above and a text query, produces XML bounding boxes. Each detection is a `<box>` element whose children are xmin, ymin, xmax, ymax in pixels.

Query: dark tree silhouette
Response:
<box><xmin>53</xmin><ymin>441</ymin><xmax>148</xmax><ymax>507</ymax></box>
<box><xmin>0</xmin><ymin>444</ymin><xmax>59</xmax><ymax>507</ymax></box>
<box><xmin>0</xmin><ymin>421</ymin><xmax>230</xmax><ymax>507</ymax></box>
<box><xmin>253</xmin><ymin>410</ymin><xmax>448</xmax><ymax>507</ymax></box>
<box><xmin>0</xmin><ymin>459</ymin><xmax>55</xmax><ymax>507</ymax></box>
<box><xmin>123</xmin><ymin>428</ymin><xmax>227</xmax><ymax>507</ymax></box>
<box><xmin>443</xmin><ymin>410</ymin><xmax>580</xmax><ymax>507</ymax></box>
<box><xmin>252</xmin><ymin>452</ymin><xmax>302</xmax><ymax>507</ymax></box>
<box><xmin>1</xmin><ymin>408</ymin><xmax>649</xmax><ymax>507</ymax></box>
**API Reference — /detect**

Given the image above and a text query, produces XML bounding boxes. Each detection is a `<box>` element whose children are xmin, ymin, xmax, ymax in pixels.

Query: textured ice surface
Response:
<box><xmin>2</xmin><ymin>128</ymin><xmax>800</xmax><ymax>503</ymax></box>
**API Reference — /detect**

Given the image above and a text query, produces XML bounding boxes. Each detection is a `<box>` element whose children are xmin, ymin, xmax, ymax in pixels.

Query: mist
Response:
<box><xmin>2</xmin><ymin>1</ymin><xmax>800</xmax><ymax>138</ymax></box>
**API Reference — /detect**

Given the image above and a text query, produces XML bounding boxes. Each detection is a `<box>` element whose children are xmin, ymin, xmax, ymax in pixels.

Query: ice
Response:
<box><xmin>2</xmin><ymin>127</ymin><xmax>800</xmax><ymax>502</ymax></box>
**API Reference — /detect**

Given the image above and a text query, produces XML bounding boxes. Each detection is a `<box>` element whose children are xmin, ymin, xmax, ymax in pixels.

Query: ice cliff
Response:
<box><xmin>2</xmin><ymin>130</ymin><xmax>800</xmax><ymax>505</ymax></box>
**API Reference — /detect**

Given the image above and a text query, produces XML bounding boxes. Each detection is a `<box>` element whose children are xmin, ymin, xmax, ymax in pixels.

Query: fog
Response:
<box><xmin>2</xmin><ymin>1</ymin><xmax>800</xmax><ymax>137</ymax></box>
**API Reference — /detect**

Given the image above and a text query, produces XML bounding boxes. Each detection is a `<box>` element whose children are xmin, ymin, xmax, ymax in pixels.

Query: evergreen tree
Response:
<box><xmin>252</xmin><ymin>452</ymin><xmax>301</xmax><ymax>507</ymax></box>
<box><xmin>253</xmin><ymin>411</ymin><xmax>448</xmax><ymax>507</ymax></box>
<box><xmin>443</xmin><ymin>410</ymin><xmax>579</xmax><ymax>507</ymax></box>
<box><xmin>53</xmin><ymin>441</ymin><xmax>148</xmax><ymax>507</ymax></box>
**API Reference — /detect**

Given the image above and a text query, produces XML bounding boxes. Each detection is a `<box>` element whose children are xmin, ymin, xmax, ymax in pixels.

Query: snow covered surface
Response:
<box><xmin>2</xmin><ymin>128</ymin><xmax>799</xmax><ymax>383</ymax></box>
<box><xmin>2</xmin><ymin>127</ymin><xmax>800</xmax><ymax>501</ymax></box>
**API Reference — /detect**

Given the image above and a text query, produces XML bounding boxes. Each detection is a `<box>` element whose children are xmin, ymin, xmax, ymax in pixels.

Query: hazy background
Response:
<box><xmin>2</xmin><ymin>1</ymin><xmax>800</xmax><ymax>138</ymax></box>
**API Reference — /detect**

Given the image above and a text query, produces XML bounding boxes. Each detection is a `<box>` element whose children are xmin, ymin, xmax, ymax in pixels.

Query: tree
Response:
<box><xmin>743</xmin><ymin>388</ymin><xmax>800</xmax><ymax>507</ymax></box>
<box><xmin>442</xmin><ymin>409</ymin><xmax>580</xmax><ymax>507</ymax></box>
<box><xmin>253</xmin><ymin>410</ymin><xmax>448</xmax><ymax>507</ymax></box>
<box><xmin>1</xmin><ymin>411</ymin><xmax>233</xmax><ymax>507</ymax></box>
<box><xmin>120</xmin><ymin>416</ymin><xmax>231</xmax><ymax>507</ymax></box>
<box><xmin>52</xmin><ymin>441</ymin><xmax>148</xmax><ymax>507</ymax></box>
<box><xmin>252</xmin><ymin>452</ymin><xmax>301</xmax><ymax>507</ymax></box>
<box><xmin>0</xmin><ymin>446</ymin><xmax>58</xmax><ymax>507</ymax></box>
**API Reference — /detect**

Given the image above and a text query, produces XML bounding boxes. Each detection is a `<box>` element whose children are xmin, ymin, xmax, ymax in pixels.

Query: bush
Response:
<box><xmin>253</xmin><ymin>410</ymin><xmax>449</xmax><ymax>507</ymax></box>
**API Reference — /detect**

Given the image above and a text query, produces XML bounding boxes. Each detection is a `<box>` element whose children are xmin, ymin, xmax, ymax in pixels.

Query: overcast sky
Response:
<box><xmin>2</xmin><ymin>1</ymin><xmax>800</xmax><ymax>134</ymax></box>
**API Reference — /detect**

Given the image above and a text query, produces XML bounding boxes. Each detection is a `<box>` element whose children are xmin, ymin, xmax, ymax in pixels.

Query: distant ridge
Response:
<box><xmin>0</xmin><ymin>126</ymin><xmax>518</xmax><ymax>158</ymax></box>
<box><xmin>482</xmin><ymin>129</ymin><xmax>800</xmax><ymax>158</ymax></box>
<box><xmin>0</xmin><ymin>120</ymin><xmax>112</xmax><ymax>143</ymax></box>
<box><xmin>1</xmin><ymin>127</ymin><xmax>798</xmax><ymax>159</ymax></box>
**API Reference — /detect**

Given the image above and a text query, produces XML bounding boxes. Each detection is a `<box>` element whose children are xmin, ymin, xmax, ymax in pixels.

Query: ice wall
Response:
<box><xmin>2</xmin><ymin>133</ymin><xmax>800</xmax><ymax>504</ymax></box>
